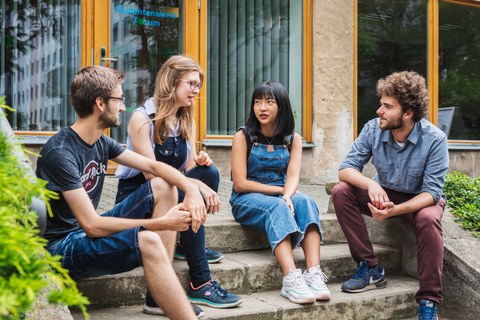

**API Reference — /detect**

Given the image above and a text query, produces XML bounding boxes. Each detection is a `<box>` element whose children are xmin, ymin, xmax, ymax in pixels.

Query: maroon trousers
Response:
<box><xmin>331</xmin><ymin>182</ymin><xmax>446</xmax><ymax>304</ymax></box>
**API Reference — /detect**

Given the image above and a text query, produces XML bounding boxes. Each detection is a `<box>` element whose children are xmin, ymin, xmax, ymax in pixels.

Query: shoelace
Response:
<box><xmin>352</xmin><ymin>263</ymin><xmax>368</xmax><ymax>279</ymax></box>
<box><xmin>308</xmin><ymin>268</ymin><xmax>329</xmax><ymax>284</ymax></box>
<box><xmin>210</xmin><ymin>280</ymin><xmax>228</xmax><ymax>297</ymax></box>
<box><xmin>288</xmin><ymin>271</ymin><xmax>310</xmax><ymax>291</ymax></box>
<box><xmin>417</xmin><ymin>306</ymin><xmax>437</xmax><ymax>320</ymax></box>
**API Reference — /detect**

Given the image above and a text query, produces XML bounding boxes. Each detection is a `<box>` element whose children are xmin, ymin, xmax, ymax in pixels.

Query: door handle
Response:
<box><xmin>100</xmin><ymin>47</ymin><xmax>118</xmax><ymax>65</ymax></box>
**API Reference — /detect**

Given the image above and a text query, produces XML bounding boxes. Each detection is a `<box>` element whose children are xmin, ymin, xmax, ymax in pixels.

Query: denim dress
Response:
<box><xmin>230</xmin><ymin>133</ymin><xmax>323</xmax><ymax>253</ymax></box>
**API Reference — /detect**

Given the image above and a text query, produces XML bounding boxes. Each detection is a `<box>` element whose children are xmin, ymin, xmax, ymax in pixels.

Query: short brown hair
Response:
<box><xmin>376</xmin><ymin>71</ymin><xmax>428</xmax><ymax>122</ymax></box>
<box><xmin>70</xmin><ymin>66</ymin><xmax>125</xmax><ymax>118</ymax></box>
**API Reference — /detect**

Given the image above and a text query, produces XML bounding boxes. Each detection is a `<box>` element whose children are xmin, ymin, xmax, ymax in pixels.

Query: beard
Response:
<box><xmin>100</xmin><ymin>105</ymin><xmax>120</xmax><ymax>128</ymax></box>
<box><xmin>380</xmin><ymin>116</ymin><xmax>403</xmax><ymax>130</ymax></box>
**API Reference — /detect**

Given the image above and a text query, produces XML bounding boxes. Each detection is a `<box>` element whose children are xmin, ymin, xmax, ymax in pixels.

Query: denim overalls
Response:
<box><xmin>230</xmin><ymin>132</ymin><xmax>323</xmax><ymax>253</ymax></box>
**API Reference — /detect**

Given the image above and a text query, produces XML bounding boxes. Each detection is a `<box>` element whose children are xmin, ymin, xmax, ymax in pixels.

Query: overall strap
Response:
<box><xmin>238</xmin><ymin>126</ymin><xmax>257</xmax><ymax>159</ymax></box>
<box><xmin>283</xmin><ymin>134</ymin><xmax>293</xmax><ymax>152</ymax></box>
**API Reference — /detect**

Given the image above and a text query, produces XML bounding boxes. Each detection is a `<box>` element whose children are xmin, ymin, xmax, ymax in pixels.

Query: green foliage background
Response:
<box><xmin>444</xmin><ymin>172</ymin><xmax>480</xmax><ymax>238</ymax></box>
<box><xmin>0</xmin><ymin>99</ymin><xmax>88</xmax><ymax>319</ymax></box>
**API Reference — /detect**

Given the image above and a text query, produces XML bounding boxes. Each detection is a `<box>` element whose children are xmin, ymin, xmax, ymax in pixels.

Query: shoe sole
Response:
<box><xmin>342</xmin><ymin>278</ymin><xmax>388</xmax><ymax>293</ymax></box>
<box><xmin>188</xmin><ymin>297</ymin><xmax>243</xmax><ymax>308</ymax></box>
<box><xmin>280</xmin><ymin>291</ymin><xmax>316</xmax><ymax>304</ymax></box>
<box><xmin>314</xmin><ymin>293</ymin><xmax>332</xmax><ymax>301</ymax></box>
<box><xmin>143</xmin><ymin>305</ymin><xmax>205</xmax><ymax>319</ymax></box>
<box><xmin>207</xmin><ymin>255</ymin><xmax>224</xmax><ymax>263</ymax></box>
<box><xmin>143</xmin><ymin>305</ymin><xmax>166</xmax><ymax>316</ymax></box>
<box><xmin>174</xmin><ymin>254</ymin><xmax>224</xmax><ymax>264</ymax></box>
<box><xmin>174</xmin><ymin>253</ymin><xmax>187</xmax><ymax>261</ymax></box>
<box><xmin>143</xmin><ymin>304</ymin><xmax>205</xmax><ymax>318</ymax></box>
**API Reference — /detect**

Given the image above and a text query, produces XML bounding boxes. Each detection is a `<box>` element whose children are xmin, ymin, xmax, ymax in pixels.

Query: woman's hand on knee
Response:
<box><xmin>282</xmin><ymin>195</ymin><xmax>295</xmax><ymax>215</ymax></box>
<box><xmin>198</xmin><ymin>184</ymin><xmax>220</xmax><ymax>214</ymax></box>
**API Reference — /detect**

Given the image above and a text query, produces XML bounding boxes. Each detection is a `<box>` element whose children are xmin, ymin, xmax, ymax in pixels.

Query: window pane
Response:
<box><xmin>109</xmin><ymin>0</ymin><xmax>182</xmax><ymax>143</ymax></box>
<box><xmin>207</xmin><ymin>0</ymin><xmax>303</xmax><ymax>136</ymax></box>
<box><xmin>438</xmin><ymin>1</ymin><xmax>480</xmax><ymax>141</ymax></box>
<box><xmin>357</xmin><ymin>0</ymin><xmax>427</xmax><ymax>135</ymax></box>
<box><xmin>1</xmin><ymin>1</ymin><xmax>80</xmax><ymax>132</ymax></box>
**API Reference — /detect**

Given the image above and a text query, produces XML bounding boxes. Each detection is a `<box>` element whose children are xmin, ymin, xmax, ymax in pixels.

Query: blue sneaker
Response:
<box><xmin>188</xmin><ymin>280</ymin><xmax>243</xmax><ymax>308</ymax></box>
<box><xmin>174</xmin><ymin>242</ymin><xmax>224</xmax><ymax>263</ymax></box>
<box><xmin>417</xmin><ymin>299</ymin><xmax>438</xmax><ymax>320</ymax></box>
<box><xmin>341</xmin><ymin>261</ymin><xmax>387</xmax><ymax>293</ymax></box>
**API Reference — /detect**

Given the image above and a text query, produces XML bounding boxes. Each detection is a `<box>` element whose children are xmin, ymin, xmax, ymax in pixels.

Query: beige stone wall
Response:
<box><xmin>306</xmin><ymin>0</ymin><xmax>355</xmax><ymax>184</ymax></box>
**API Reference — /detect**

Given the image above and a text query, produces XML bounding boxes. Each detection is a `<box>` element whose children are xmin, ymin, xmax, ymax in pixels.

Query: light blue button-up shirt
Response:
<box><xmin>339</xmin><ymin>118</ymin><xmax>449</xmax><ymax>203</ymax></box>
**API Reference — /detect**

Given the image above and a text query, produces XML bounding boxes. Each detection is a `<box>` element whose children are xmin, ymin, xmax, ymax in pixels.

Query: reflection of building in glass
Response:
<box><xmin>109</xmin><ymin>0</ymin><xmax>181</xmax><ymax>143</ymax></box>
<box><xmin>1</xmin><ymin>2</ymin><xmax>80</xmax><ymax>132</ymax></box>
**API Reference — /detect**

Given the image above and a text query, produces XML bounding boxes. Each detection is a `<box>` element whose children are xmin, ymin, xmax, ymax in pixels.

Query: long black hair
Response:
<box><xmin>244</xmin><ymin>80</ymin><xmax>295</xmax><ymax>137</ymax></box>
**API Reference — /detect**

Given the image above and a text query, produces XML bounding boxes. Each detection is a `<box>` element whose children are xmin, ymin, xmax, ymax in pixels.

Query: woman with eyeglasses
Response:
<box><xmin>115</xmin><ymin>55</ymin><xmax>242</xmax><ymax>316</ymax></box>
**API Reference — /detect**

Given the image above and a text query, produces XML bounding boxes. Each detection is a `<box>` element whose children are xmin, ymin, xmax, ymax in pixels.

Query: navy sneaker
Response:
<box><xmin>188</xmin><ymin>280</ymin><xmax>243</xmax><ymax>308</ymax></box>
<box><xmin>417</xmin><ymin>299</ymin><xmax>438</xmax><ymax>320</ymax></box>
<box><xmin>341</xmin><ymin>261</ymin><xmax>387</xmax><ymax>293</ymax></box>
<box><xmin>143</xmin><ymin>290</ymin><xmax>205</xmax><ymax>318</ymax></box>
<box><xmin>174</xmin><ymin>241</ymin><xmax>224</xmax><ymax>263</ymax></box>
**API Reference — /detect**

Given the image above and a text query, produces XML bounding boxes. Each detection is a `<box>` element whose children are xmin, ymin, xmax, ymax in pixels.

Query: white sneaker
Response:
<box><xmin>280</xmin><ymin>269</ymin><xmax>316</xmax><ymax>304</ymax></box>
<box><xmin>303</xmin><ymin>266</ymin><xmax>331</xmax><ymax>301</ymax></box>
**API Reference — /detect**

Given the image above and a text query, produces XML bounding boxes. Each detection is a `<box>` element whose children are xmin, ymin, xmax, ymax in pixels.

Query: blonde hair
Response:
<box><xmin>152</xmin><ymin>55</ymin><xmax>204</xmax><ymax>144</ymax></box>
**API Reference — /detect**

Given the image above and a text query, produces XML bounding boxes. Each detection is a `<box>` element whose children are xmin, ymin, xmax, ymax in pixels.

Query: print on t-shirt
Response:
<box><xmin>80</xmin><ymin>160</ymin><xmax>106</xmax><ymax>193</ymax></box>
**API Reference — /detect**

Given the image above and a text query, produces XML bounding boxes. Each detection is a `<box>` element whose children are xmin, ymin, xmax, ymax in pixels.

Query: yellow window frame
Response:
<box><xmin>188</xmin><ymin>0</ymin><xmax>314</xmax><ymax>145</ymax></box>
<box><xmin>354</xmin><ymin>0</ymin><xmax>480</xmax><ymax>143</ymax></box>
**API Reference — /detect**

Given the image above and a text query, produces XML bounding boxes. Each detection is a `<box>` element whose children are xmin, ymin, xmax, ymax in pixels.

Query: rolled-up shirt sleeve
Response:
<box><xmin>339</xmin><ymin>121</ymin><xmax>374</xmax><ymax>173</ymax></box>
<box><xmin>421</xmin><ymin>135</ymin><xmax>449</xmax><ymax>203</ymax></box>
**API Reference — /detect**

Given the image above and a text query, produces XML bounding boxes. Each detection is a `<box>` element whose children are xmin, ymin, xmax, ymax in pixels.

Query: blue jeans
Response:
<box><xmin>115</xmin><ymin>165</ymin><xmax>219</xmax><ymax>287</ymax></box>
<box><xmin>230</xmin><ymin>191</ymin><xmax>323</xmax><ymax>253</ymax></box>
<box><xmin>46</xmin><ymin>182</ymin><xmax>154</xmax><ymax>280</ymax></box>
<box><xmin>180</xmin><ymin>165</ymin><xmax>219</xmax><ymax>286</ymax></box>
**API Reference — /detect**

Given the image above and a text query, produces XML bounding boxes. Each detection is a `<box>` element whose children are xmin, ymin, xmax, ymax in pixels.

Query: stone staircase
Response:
<box><xmin>72</xmin><ymin>178</ymin><xmax>420</xmax><ymax>319</ymax></box>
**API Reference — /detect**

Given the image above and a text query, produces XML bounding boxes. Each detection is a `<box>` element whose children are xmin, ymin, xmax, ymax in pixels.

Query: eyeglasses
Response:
<box><xmin>108</xmin><ymin>96</ymin><xmax>125</xmax><ymax>104</ymax></box>
<box><xmin>180</xmin><ymin>79</ymin><xmax>202</xmax><ymax>91</ymax></box>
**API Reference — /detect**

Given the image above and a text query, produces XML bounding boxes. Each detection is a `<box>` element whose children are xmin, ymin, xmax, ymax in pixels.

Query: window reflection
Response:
<box><xmin>1</xmin><ymin>1</ymin><xmax>80</xmax><ymax>132</ymax></box>
<box><xmin>357</xmin><ymin>0</ymin><xmax>427</xmax><ymax>135</ymax></box>
<box><xmin>439</xmin><ymin>1</ymin><xmax>480</xmax><ymax>141</ymax></box>
<box><xmin>109</xmin><ymin>0</ymin><xmax>182</xmax><ymax>143</ymax></box>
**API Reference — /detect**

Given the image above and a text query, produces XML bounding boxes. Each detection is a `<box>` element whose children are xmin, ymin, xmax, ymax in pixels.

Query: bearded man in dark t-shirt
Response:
<box><xmin>36</xmin><ymin>65</ymin><xmax>205</xmax><ymax>320</ymax></box>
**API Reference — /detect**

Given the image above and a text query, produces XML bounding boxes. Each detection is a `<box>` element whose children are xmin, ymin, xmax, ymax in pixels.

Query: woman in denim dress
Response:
<box><xmin>230</xmin><ymin>81</ymin><xmax>331</xmax><ymax>304</ymax></box>
<box><xmin>115</xmin><ymin>55</ymin><xmax>242</xmax><ymax>314</ymax></box>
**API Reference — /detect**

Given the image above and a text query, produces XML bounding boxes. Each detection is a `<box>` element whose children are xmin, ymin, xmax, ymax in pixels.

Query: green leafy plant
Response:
<box><xmin>444</xmin><ymin>171</ymin><xmax>480</xmax><ymax>238</ymax></box>
<box><xmin>0</xmin><ymin>98</ymin><xmax>89</xmax><ymax>319</ymax></box>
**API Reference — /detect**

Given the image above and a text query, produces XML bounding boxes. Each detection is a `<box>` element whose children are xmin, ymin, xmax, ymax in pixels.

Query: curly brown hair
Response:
<box><xmin>376</xmin><ymin>71</ymin><xmax>428</xmax><ymax>122</ymax></box>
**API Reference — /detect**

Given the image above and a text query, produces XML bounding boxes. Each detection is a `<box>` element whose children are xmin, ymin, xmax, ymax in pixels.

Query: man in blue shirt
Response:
<box><xmin>332</xmin><ymin>71</ymin><xmax>448</xmax><ymax>320</ymax></box>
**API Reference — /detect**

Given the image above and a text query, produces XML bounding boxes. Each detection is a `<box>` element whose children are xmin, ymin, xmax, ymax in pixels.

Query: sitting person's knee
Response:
<box><xmin>138</xmin><ymin>231</ymin><xmax>169</xmax><ymax>258</ymax></box>
<box><xmin>150</xmin><ymin>177</ymin><xmax>177</xmax><ymax>199</ymax></box>
<box><xmin>331</xmin><ymin>182</ymin><xmax>350</xmax><ymax>201</ymax></box>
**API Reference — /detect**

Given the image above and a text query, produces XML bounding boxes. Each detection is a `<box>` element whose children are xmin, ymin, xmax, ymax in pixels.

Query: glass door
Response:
<box><xmin>106</xmin><ymin>0</ymin><xmax>184</xmax><ymax>144</ymax></box>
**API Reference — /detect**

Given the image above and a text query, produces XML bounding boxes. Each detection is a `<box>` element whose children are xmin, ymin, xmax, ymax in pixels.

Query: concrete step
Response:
<box><xmin>72</xmin><ymin>275</ymin><xmax>418</xmax><ymax>320</ymax></box>
<box><xmin>204</xmin><ymin>212</ymin><xmax>346</xmax><ymax>253</ymax></box>
<box><xmin>99</xmin><ymin>177</ymin><xmax>344</xmax><ymax>253</ymax></box>
<box><xmin>77</xmin><ymin>243</ymin><xmax>401</xmax><ymax>309</ymax></box>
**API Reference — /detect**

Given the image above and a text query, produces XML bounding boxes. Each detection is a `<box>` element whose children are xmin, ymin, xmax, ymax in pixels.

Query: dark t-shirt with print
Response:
<box><xmin>36</xmin><ymin>127</ymin><xmax>125</xmax><ymax>242</ymax></box>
